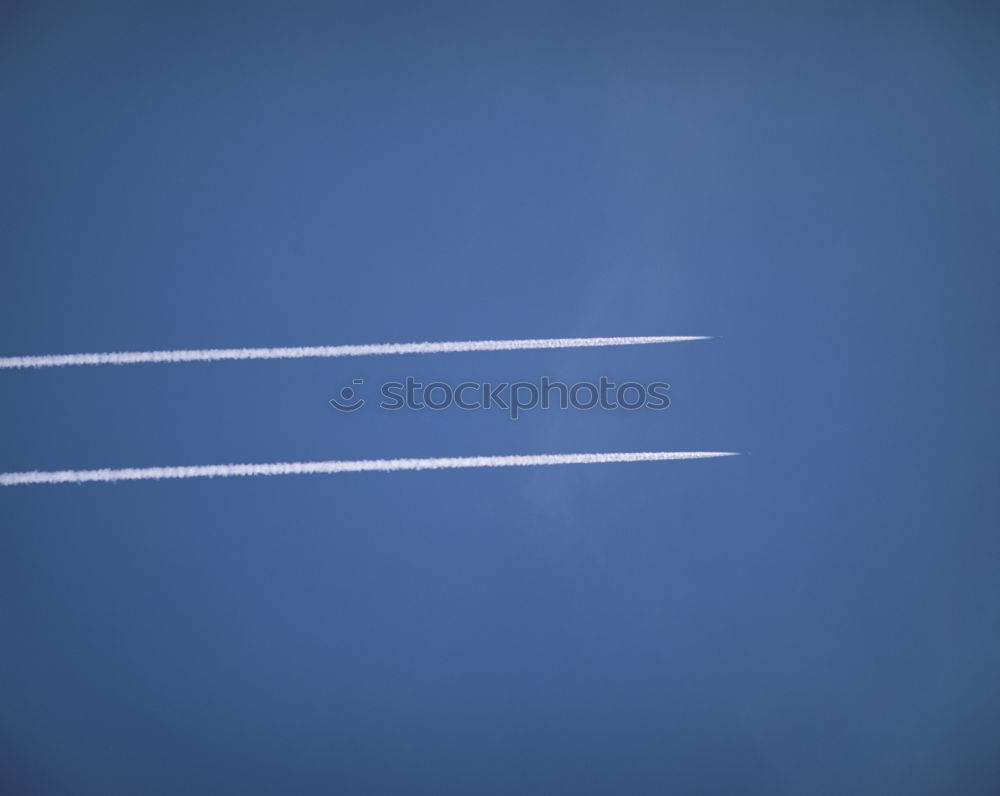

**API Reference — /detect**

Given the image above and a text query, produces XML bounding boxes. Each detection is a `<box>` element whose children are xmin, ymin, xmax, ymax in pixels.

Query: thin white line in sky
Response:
<box><xmin>0</xmin><ymin>451</ymin><xmax>738</xmax><ymax>486</ymax></box>
<box><xmin>0</xmin><ymin>336</ymin><xmax>711</xmax><ymax>369</ymax></box>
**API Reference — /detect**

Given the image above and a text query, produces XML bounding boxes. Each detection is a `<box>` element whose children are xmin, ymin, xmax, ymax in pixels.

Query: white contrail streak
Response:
<box><xmin>0</xmin><ymin>451</ymin><xmax>737</xmax><ymax>486</ymax></box>
<box><xmin>0</xmin><ymin>336</ymin><xmax>710</xmax><ymax>369</ymax></box>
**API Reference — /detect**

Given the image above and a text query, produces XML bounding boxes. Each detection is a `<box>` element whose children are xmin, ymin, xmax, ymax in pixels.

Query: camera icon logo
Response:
<box><xmin>330</xmin><ymin>379</ymin><xmax>366</xmax><ymax>412</ymax></box>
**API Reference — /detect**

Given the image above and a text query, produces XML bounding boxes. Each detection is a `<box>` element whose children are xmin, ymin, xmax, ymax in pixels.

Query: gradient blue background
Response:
<box><xmin>2</xmin><ymin>2</ymin><xmax>998</xmax><ymax>793</ymax></box>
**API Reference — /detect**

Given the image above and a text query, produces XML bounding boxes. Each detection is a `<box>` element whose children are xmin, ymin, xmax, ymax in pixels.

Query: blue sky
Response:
<box><xmin>1</xmin><ymin>3</ymin><xmax>998</xmax><ymax>793</ymax></box>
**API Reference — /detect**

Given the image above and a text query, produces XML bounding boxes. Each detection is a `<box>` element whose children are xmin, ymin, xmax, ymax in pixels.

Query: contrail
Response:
<box><xmin>0</xmin><ymin>451</ymin><xmax>737</xmax><ymax>486</ymax></box>
<box><xmin>0</xmin><ymin>335</ymin><xmax>710</xmax><ymax>369</ymax></box>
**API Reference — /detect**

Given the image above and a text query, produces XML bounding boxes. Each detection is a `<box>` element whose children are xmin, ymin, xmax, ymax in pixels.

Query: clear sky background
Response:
<box><xmin>1</xmin><ymin>2</ymin><xmax>998</xmax><ymax>793</ymax></box>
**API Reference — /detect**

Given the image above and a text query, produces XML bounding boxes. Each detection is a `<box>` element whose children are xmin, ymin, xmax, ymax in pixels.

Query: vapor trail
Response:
<box><xmin>0</xmin><ymin>336</ymin><xmax>710</xmax><ymax>369</ymax></box>
<box><xmin>0</xmin><ymin>451</ymin><xmax>737</xmax><ymax>486</ymax></box>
